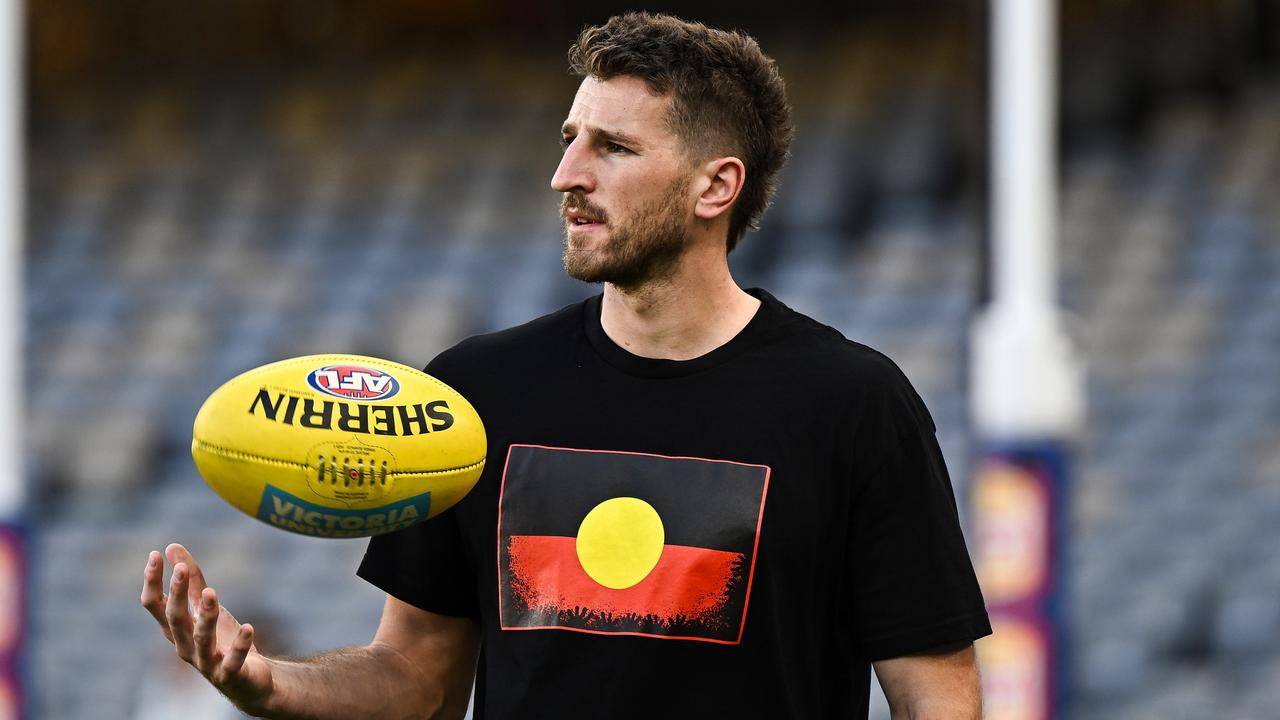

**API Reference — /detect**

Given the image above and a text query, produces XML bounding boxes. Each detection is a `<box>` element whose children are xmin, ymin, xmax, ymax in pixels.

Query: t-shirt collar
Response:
<box><xmin>583</xmin><ymin>287</ymin><xmax>786</xmax><ymax>378</ymax></box>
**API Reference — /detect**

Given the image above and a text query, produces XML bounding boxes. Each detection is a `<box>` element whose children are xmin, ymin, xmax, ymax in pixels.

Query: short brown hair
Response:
<box><xmin>568</xmin><ymin>12</ymin><xmax>793</xmax><ymax>251</ymax></box>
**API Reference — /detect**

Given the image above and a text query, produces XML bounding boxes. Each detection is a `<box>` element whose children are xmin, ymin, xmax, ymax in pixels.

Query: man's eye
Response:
<box><xmin>560</xmin><ymin>136</ymin><xmax>573</xmax><ymax>149</ymax></box>
<box><xmin>606</xmin><ymin>142</ymin><xmax>629</xmax><ymax>154</ymax></box>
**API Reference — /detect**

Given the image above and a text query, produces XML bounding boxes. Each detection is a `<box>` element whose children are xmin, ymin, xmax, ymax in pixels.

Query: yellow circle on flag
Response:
<box><xmin>575</xmin><ymin>497</ymin><xmax>665</xmax><ymax>589</ymax></box>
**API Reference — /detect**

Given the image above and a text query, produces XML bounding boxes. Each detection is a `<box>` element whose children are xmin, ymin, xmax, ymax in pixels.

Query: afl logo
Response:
<box><xmin>307</xmin><ymin>365</ymin><xmax>401</xmax><ymax>401</ymax></box>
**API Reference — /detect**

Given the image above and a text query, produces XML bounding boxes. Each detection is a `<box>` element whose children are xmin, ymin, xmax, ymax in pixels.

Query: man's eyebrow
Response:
<box><xmin>560</xmin><ymin>124</ymin><xmax>645</xmax><ymax>148</ymax></box>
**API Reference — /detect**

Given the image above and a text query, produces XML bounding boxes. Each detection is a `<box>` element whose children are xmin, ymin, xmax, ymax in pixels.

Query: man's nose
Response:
<box><xmin>551</xmin><ymin>138</ymin><xmax>595</xmax><ymax>194</ymax></box>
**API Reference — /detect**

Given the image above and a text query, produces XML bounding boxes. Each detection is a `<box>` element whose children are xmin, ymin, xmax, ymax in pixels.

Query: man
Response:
<box><xmin>142</xmin><ymin>13</ymin><xmax>990</xmax><ymax>719</ymax></box>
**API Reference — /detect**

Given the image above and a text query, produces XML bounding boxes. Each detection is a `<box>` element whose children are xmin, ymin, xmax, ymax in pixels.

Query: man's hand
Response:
<box><xmin>140</xmin><ymin>543</ymin><xmax>274</xmax><ymax>714</ymax></box>
<box><xmin>141</xmin><ymin>542</ymin><xmax>480</xmax><ymax>720</ymax></box>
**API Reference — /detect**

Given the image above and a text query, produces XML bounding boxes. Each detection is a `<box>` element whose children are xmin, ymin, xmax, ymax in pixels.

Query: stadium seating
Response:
<box><xmin>26</xmin><ymin>24</ymin><xmax>1280</xmax><ymax>720</ymax></box>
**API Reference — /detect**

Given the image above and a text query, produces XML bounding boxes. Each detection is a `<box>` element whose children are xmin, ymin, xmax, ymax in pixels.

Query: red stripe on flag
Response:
<box><xmin>508</xmin><ymin>535</ymin><xmax>742</xmax><ymax>624</ymax></box>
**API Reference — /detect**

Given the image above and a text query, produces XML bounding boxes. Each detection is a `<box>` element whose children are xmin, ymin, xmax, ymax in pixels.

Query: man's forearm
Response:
<box><xmin>889</xmin><ymin>695</ymin><xmax>982</xmax><ymax>720</ymax></box>
<box><xmin>253</xmin><ymin>643</ymin><xmax>444</xmax><ymax>720</ymax></box>
<box><xmin>876</xmin><ymin>643</ymin><xmax>983</xmax><ymax>720</ymax></box>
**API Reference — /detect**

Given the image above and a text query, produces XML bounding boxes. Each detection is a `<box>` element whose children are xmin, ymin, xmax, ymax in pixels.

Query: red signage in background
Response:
<box><xmin>973</xmin><ymin>449</ymin><xmax>1065</xmax><ymax>720</ymax></box>
<box><xmin>0</xmin><ymin>524</ymin><xmax>23</xmax><ymax>720</ymax></box>
<box><xmin>975</xmin><ymin>461</ymin><xmax>1052</xmax><ymax>604</ymax></box>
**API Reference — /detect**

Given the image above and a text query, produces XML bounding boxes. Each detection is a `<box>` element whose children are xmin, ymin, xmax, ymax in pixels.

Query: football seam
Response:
<box><xmin>192</xmin><ymin>439</ymin><xmax>486</xmax><ymax>476</ymax></box>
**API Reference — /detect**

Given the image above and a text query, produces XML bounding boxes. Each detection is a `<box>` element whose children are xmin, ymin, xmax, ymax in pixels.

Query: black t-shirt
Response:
<box><xmin>359</xmin><ymin>288</ymin><xmax>991</xmax><ymax>719</ymax></box>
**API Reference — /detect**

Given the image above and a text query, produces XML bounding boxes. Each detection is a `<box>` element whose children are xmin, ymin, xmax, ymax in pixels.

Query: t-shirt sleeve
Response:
<box><xmin>847</xmin><ymin>359</ymin><xmax>991</xmax><ymax>660</ymax></box>
<box><xmin>356</xmin><ymin>349</ymin><xmax>481</xmax><ymax>620</ymax></box>
<box><xmin>357</xmin><ymin>506</ymin><xmax>480</xmax><ymax>619</ymax></box>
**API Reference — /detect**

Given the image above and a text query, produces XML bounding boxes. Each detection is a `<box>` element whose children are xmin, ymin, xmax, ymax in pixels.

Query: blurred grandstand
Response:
<box><xmin>23</xmin><ymin>1</ymin><xmax>1280</xmax><ymax>718</ymax></box>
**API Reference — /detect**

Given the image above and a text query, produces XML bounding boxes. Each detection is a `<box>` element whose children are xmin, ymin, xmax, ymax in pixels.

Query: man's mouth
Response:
<box><xmin>565</xmin><ymin>208</ymin><xmax>606</xmax><ymax>230</ymax></box>
<box><xmin>562</xmin><ymin>197</ymin><xmax>607</xmax><ymax>228</ymax></box>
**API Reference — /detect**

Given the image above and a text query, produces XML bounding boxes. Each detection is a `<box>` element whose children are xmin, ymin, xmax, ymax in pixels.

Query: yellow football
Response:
<box><xmin>191</xmin><ymin>354</ymin><xmax>486</xmax><ymax>538</ymax></box>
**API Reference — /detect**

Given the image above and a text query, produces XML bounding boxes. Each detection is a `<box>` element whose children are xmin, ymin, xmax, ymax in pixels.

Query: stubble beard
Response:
<box><xmin>561</xmin><ymin>177</ymin><xmax>691</xmax><ymax>291</ymax></box>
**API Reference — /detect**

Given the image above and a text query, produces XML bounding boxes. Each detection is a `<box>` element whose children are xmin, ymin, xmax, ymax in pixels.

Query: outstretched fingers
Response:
<box><xmin>166</xmin><ymin>562</ymin><xmax>196</xmax><ymax>662</ymax></box>
<box><xmin>143</xmin><ymin>546</ymin><xmax>257</xmax><ymax>692</ymax></box>
<box><xmin>193</xmin><ymin>587</ymin><xmax>221</xmax><ymax>673</ymax></box>
<box><xmin>141</xmin><ymin>551</ymin><xmax>175</xmax><ymax>643</ymax></box>
<box><xmin>166</xmin><ymin>543</ymin><xmax>208</xmax><ymax>601</ymax></box>
<box><xmin>222</xmin><ymin>623</ymin><xmax>255</xmax><ymax>676</ymax></box>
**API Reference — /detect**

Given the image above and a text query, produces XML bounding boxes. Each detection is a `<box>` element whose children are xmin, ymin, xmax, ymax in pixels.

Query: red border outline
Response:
<box><xmin>495</xmin><ymin>443</ymin><xmax>771</xmax><ymax>645</ymax></box>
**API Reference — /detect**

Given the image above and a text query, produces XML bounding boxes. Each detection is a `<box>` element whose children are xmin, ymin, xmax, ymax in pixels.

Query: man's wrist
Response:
<box><xmin>237</xmin><ymin>657</ymin><xmax>285</xmax><ymax>719</ymax></box>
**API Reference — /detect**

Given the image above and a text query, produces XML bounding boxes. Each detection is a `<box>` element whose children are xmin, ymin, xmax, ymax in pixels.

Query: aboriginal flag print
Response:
<box><xmin>497</xmin><ymin>444</ymin><xmax>770</xmax><ymax>644</ymax></box>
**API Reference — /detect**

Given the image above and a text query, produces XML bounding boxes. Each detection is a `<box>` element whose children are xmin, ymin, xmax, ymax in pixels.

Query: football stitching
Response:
<box><xmin>193</xmin><ymin>439</ymin><xmax>485</xmax><ymax>476</ymax></box>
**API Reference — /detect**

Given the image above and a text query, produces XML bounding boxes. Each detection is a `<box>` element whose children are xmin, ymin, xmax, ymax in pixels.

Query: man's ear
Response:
<box><xmin>694</xmin><ymin>156</ymin><xmax>745</xmax><ymax>222</ymax></box>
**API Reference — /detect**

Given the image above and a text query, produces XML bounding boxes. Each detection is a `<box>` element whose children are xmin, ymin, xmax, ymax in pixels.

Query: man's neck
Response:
<box><xmin>599</xmin><ymin>248</ymin><xmax>761</xmax><ymax>361</ymax></box>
